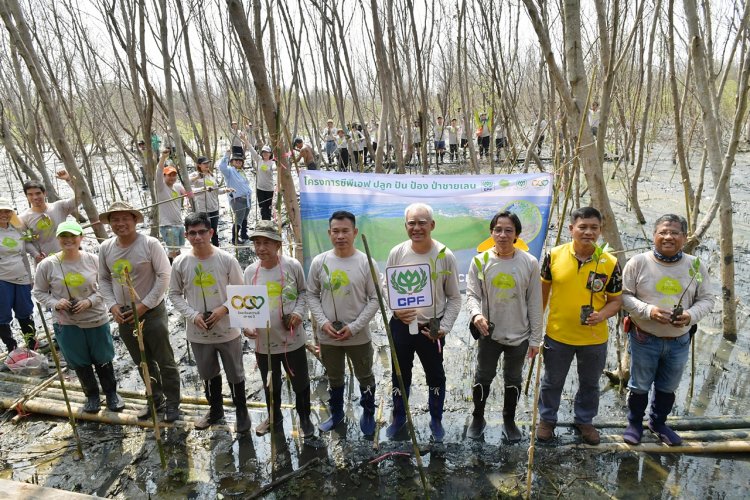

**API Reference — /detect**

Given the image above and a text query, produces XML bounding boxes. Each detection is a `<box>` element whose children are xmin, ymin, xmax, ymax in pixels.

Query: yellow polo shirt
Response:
<box><xmin>541</xmin><ymin>242</ymin><xmax>622</xmax><ymax>345</ymax></box>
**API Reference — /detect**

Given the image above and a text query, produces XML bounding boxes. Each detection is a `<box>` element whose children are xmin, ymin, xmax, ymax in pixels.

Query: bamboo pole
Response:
<box><xmin>562</xmin><ymin>440</ymin><xmax>750</xmax><ymax>454</ymax></box>
<box><xmin>361</xmin><ymin>234</ymin><xmax>430</xmax><ymax>499</ymax></box>
<box><xmin>526</xmin><ymin>343</ymin><xmax>544</xmax><ymax>500</ymax></box>
<box><xmin>34</xmin><ymin>303</ymin><xmax>83</xmax><ymax>459</ymax></box>
<box><xmin>266</xmin><ymin>320</ymin><xmax>276</xmax><ymax>465</ymax></box>
<box><xmin>124</xmin><ymin>270</ymin><xmax>166</xmax><ymax>468</ymax></box>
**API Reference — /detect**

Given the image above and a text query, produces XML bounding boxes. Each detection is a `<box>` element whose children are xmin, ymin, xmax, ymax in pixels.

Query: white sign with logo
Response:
<box><xmin>386</xmin><ymin>264</ymin><xmax>433</xmax><ymax>335</ymax></box>
<box><xmin>227</xmin><ymin>285</ymin><xmax>270</xmax><ymax>328</ymax></box>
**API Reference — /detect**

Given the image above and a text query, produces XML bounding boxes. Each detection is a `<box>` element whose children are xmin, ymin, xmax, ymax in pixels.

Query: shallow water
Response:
<box><xmin>0</xmin><ymin>146</ymin><xmax>749</xmax><ymax>498</ymax></box>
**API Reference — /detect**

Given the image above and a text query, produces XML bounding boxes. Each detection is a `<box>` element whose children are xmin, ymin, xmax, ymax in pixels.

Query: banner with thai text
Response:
<box><xmin>299</xmin><ymin>171</ymin><xmax>553</xmax><ymax>288</ymax></box>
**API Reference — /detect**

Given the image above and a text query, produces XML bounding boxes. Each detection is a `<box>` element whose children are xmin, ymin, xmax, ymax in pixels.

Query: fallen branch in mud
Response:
<box><xmin>369</xmin><ymin>451</ymin><xmax>411</xmax><ymax>464</ymax></box>
<box><xmin>247</xmin><ymin>457</ymin><xmax>320</xmax><ymax>499</ymax></box>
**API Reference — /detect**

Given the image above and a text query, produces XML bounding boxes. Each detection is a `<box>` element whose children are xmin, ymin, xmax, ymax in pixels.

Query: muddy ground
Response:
<box><xmin>1</xmin><ymin>144</ymin><xmax>749</xmax><ymax>499</ymax></box>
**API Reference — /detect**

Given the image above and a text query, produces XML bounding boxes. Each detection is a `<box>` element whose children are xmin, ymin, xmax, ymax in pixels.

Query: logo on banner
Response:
<box><xmin>531</xmin><ymin>178</ymin><xmax>549</xmax><ymax>188</ymax></box>
<box><xmin>386</xmin><ymin>264</ymin><xmax>433</xmax><ymax>310</ymax></box>
<box><xmin>481</xmin><ymin>180</ymin><xmax>494</xmax><ymax>192</ymax></box>
<box><xmin>227</xmin><ymin>285</ymin><xmax>270</xmax><ymax>328</ymax></box>
<box><xmin>516</xmin><ymin>179</ymin><xmax>527</xmax><ymax>189</ymax></box>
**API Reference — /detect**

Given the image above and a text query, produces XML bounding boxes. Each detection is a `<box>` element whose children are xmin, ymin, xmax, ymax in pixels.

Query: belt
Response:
<box><xmin>634</xmin><ymin>325</ymin><xmax>685</xmax><ymax>341</ymax></box>
<box><xmin>230</xmin><ymin>193</ymin><xmax>251</xmax><ymax>199</ymax></box>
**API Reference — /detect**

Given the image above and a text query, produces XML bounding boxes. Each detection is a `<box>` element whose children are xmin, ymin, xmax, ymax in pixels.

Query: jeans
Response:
<box><xmin>320</xmin><ymin>341</ymin><xmax>375</xmax><ymax>389</ymax></box>
<box><xmin>325</xmin><ymin>140</ymin><xmax>336</xmax><ymax>163</ymax></box>
<box><xmin>627</xmin><ymin>330</ymin><xmax>690</xmax><ymax>394</ymax></box>
<box><xmin>474</xmin><ymin>337</ymin><xmax>528</xmax><ymax>388</ymax></box>
<box><xmin>0</xmin><ymin>280</ymin><xmax>33</xmax><ymax>325</ymax></box>
<box><xmin>538</xmin><ymin>335</ymin><xmax>607</xmax><ymax>425</ymax></box>
<box><xmin>389</xmin><ymin>317</ymin><xmax>445</xmax><ymax>391</ymax></box>
<box><xmin>119</xmin><ymin>301</ymin><xmax>181</xmax><ymax>405</ymax></box>
<box><xmin>229</xmin><ymin>195</ymin><xmax>251</xmax><ymax>240</ymax></box>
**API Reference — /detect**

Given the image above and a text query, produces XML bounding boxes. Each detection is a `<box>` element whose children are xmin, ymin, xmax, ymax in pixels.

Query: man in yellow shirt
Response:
<box><xmin>537</xmin><ymin>207</ymin><xmax>622</xmax><ymax>445</ymax></box>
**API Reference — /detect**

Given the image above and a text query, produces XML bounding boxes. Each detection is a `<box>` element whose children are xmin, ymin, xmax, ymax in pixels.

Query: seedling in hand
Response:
<box><xmin>580</xmin><ymin>241</ymin><xmax>611</xmax><ymax>325</ymax></box>
<box><xmin>280</xmin><ymin>274</ymin><xmax>299</xmax><ymax>330</ymax></box>
<box><xmin>321</xmin><ymin>262</ymin><xmax>345</xmax><ymax>332</ymax></box>
<box><xmin>473</xmin><ymin>252</ymin><xmax>495</xmax><ymax>336</ymax></box>
<box><xmin>428</xmin><ymin>246</ymin><xmax>451</xmax><ymax>338</ymax></box>
<box><xmin>671</xmin><ymin>258</ymin><xmax>703</xmax><ymax>323</ymax></box>
<box><xmin>194</xmin><ymin>263</ymin><xmax>213</xmax><ymax>327</ymax></box>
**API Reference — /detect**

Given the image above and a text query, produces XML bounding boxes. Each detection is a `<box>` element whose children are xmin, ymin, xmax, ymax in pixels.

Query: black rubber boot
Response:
<box><xmin>502</xmin><ymin>385</ymin><xmax>522</xmax><ymax>442</ymax></box>
<box><xmin>75</xmin><ymin>366</ymin><xmax>101</xmax><ymax>413</ymax></box>
<box><xmin>195</xmin><ymin>376</ymin><xmax>224</xmax><ymax>429</ymax></box>
<box><xmin>95</xmin><ymin>362</ymin><xmax>125</xmax><ymax>412</ymax></box>
<box><xmin>386</xmin><ymin>386</ymin><xmax>409</xmax><ymax>439</ymax></box>
<box><xmin>296</xmin><ymin>386</ymin><xmax>315</xmax><ymax>438</ymax></box>
<box><xmin>468</xmin><ymin>384</ymin><xmax>490</xmax><ymax>440</ymax></box>
<box><xmin>18</xmin><ymin>317</ymin><xmax>37</xmax><ymax>349</ymax></box>
<box><xmin>230</xmin><ymin>381</ymin><xmax>251</xmax><ymax>434</ymax></box>
<box><xmin>318</xmin><ymin>385</ymin><xmax>345</xmax><ymax>432</ymax></box>
<box><xmin>359</xmin><ymin>384</ymin><xmax>376</xmax><ymax>436</ymax></box>
<box><xmin>648</xmin><ymin>390</ymin><xmax>682</xmax><ymax>446</ymax></box>
<box><xmin>0</xmin><ymin>324</ymin><xmax>17</xmax><ymax>352</ymax></box>
<box><xmin>623</xmin><ymin>390</ymin><xmax>649</xmax><ymax>445</ymax></box>
<box><xmin>428</xmin><ymin>385</ymin><xmax>446</xmax><ymax>443</ymax></box>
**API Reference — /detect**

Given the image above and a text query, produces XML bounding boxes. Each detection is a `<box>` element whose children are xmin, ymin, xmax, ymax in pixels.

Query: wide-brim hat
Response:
<box><xmin>0</xmin><ymin>198</ymin><xmax>21</xmax><ymax>228</ymax></box>
<box><xmin>99</xmin><ymin>200</ymin><xmax>144</xmax><ymax>224</ymax></box>
<box><xmin>249</xmin><ymin>220</ymin><xmax>282</xmax><ymax>242</ymax></box>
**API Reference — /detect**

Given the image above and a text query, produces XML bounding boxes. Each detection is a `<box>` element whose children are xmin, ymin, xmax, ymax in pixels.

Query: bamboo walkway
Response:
<box><xmin>2</xmin><ymin>370</ymin><xmax>750</xmax><ymax>454</ymax></box>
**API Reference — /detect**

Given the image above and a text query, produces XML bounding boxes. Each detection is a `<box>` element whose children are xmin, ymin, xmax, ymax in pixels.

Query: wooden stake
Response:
<box><xmin>123</xmin><ymin>270</ymin><xmax>167</xmax><ymax>468</ymax></box>
<box><xmin>35</xmin><ymin>303</ymin><xmax>83</xmax><ymax>459</ymax></box>
<box><xmin>526</xmin><ymin>343</ymin><xmax>545</xmax><ymax>500</ymax></box>
<box><xmin>361</xmin><ymin>234</ymin><xmax>430</xmax><ymax>499</ymax></box>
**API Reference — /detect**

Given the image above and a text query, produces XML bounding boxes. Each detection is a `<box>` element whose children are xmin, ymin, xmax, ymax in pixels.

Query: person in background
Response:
<box><xmin>33</xmin><ymin>221</ymin><xmax>125</xmax><ymax>413</ymax></box>
<box><xmin>218</xmin><ymin>149</ymin><xmax>253</xmax><ymax>245</ymax></box>
<box><xmin>245</xmin><ymin>141</ymin><xmax>275</xmax><ymax>221</ymax></box>
<box><xmin>322</xmin><ymin>119</ymin><xmax>337</xmax><ymax>165</ymax></box>
<box><xmin>155</xmin><ymin>149</ymin><xmax>188</xmax><ymax>263</ymax></box>
<box><xmin>307</xmin><ymin>211</ymin><xmax>380</xmax><ymax>435</ymax></box>
<box><xmin>98</xmin><ymin>201</ymin><xmax>181</xmax><ymax>422</ymax></box>
<box><xmin>447</xmin><ymin>118</ymin><xmax>459</xmax><ymax>162</ymax></box>
<box><xmin>589</xmin><ymin>101</ymin><xmax>601</xmax><ymax>137</ymax></box>
<box><xmin>293</xmin><ymin>137</ymin><xmax>317</xmax><ymax>171</ymax></box>
<box><xmin>0</xmin><ymin>198</ymin><xmax>40</xmax><ymax>352</ymax></box>
<box><xmin>476</xmin><ymin>111</ymin><xmax>492</xmax><ymax>158</ymax></box>
<box><xmin>169</xmin><ymin>212</ymin><xmax>250</xmax><ymax>432</ymax></box>
<box><xmin>242</xmin><ymin>221</ymin><xmax>314</xmax><ymax>438</ymax></box>
<box><xmin>621</xmin><ymin>214</ymin><xmax>713</xmax><ymax>446</ymax></box>
<box><xmin>465</xmin><ymin>211</ymin><xmax>542</xmax><ymax>441</ymax></box>
<box><xmin>536</xmin><ymin>207</ymin><xmax>622</xmax><ymax>445</ymax></box>
<box><xmin>20</xmin><ymin>170</ymin><xmax>78</xmax><ymax>262</ymax></box>
<box><xmin>334</xmin><ymin>129</ymin><xmax>350</xmax><ymax>172</ymax></box>
<box><xmin>189</xmin><ymin>156</ymin><xmax>229</xmax><ymax>247</ymax></box>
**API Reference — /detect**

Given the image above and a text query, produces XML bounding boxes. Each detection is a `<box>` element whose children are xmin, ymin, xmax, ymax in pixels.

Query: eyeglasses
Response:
<box><xmin>186</xmin><ymin>229</ymin><xmax>211</xmax><ymax>237</ymax></box>
<box><xmin>656</xmin><ymin>230</ymin><xmax>683</xmax><ymax>237</ymax></box>
<box><xmin>492</xmin><ymin>227</ymin><xmax>515</xmax><ymax>235</ymax></box>
<box><xmin>406</xmin><ymin>220</ymin><xmax>430</xmax><ymax>228</ymax></box>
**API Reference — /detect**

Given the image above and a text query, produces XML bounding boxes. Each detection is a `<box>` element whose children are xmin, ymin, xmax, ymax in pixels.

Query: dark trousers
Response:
<box><xmin>207</xmin><ymin>210</ymin><xmax>219</xmax><ymax>246</ymax></box>
<box><xmin>338</xmin><ymin>149</ymin><xmax>350</xmax><ymax>171</ymax></box>
<box><xmin>479</xmin><ymin>136</ymin><xmax>490</xmax><ymax>157</ymax></box>
<box><xmin>119</xmin><ymin>301</ymin><xmax>181</xmax><ymax>405</ymax></box>
<box><xmin>257</xmin><ymin>189</ymin><xmax>273</xmax><ymax>221</ymax></box>
<box><xmin>474</xmin><ymin>337</ymin><xmax>528</xmax><ymax>387</ymax></box>
<box><xmin>389</xmin><ymin>317</ymin><xmax>445</xmax><ymax>391</ymax></box>
<box><xmin>256</xmin><ymin>345</ymin><xmax>310</xmax><ymax>418</ymax></box>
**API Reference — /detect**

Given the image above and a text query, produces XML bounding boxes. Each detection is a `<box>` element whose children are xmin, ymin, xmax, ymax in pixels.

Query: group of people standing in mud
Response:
<box><xmin>0</xmin><ymin>136</ymin><xmax>713</xmax><ymax>446</ymax></box>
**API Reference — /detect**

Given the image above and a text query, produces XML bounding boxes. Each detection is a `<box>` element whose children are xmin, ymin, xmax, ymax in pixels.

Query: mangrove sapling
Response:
<box><xmin>279</xmin><ymin>274</ymin><xmax>299</xmax><ymax>331</ymax></box>
<box><xmin>55</xmin><ymin>254</ymin><xmax>78</xmax><ymax>314</ymax></box>
<box><xmin>580</xmin><ymin>242</ymin><xmax>611</xmax><ymax>325</ymax></box>
<box><xmin>671</xmin><ymin>257</ymin><xmax>703</xmax><ymax>323</ymax></box>
<box><xmin>473</xmin><ymin>252</ymin><xmax>495</xmax><ymax>336</ymax></box>
<box><xmin>428</xmin><ymin>246</ymin><xmax>450</xmax><ymax>339</ymax></box>
<box><xmin>193</xmin><ymin>263</ymin><xmax>213</xmax><ymax>326</ymax></box>
<box><xmin>321</xmin><ymin>262</ymin><xmax>345</xmax><ymax>332</ymax></box>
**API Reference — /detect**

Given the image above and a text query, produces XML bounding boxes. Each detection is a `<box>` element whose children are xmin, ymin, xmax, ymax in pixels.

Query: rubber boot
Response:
<box><xmin>195</xmin><ymin>376</ymin><xmax>224</xmax><ymax>429</ymax></box>
<box><xmin>648</xmin><ymin>390</ymin><xmax>682</xmax><ymax>446</ymax></box>
<box><xmin>623</xmin><ymin>390</ymin><xmax>649</xmax><ymax>445</ymax></box>
<box><xmin>230</xmin><ymin>381</ymin><xmax>251</xmax><ymax>433</ymax></box>
<box><xmin>0</xmin><ymin>324</ymin><xmax>17</xmax><ymax>352</ymax></box>
<box><xmin>18</xmin><ymin>317</ymin><xmax>38</xmax><ymax>350</ymax></box>
<box><xmin>359</xmin><ymin>384</ymin><xmax>376</xmax><ymax>436</ymax></box>
<box><xmin>75</xmin><ymin>366</ymin><xmax>101</xmax><ymax>413</ymax></box>
<box><xmin>94</xmin><ymin>362</ymin><xmax>125</xmax><ymax>412</ymax></box>
<box><xmin>467</xmin><ymin>384</ymin><xmax>489</xmax><ymax>440</ymax></box>
<box><xmin>240</xmin><ymin>217</ymin><xmax>249</xmax><ymax>240</ymax></box>
<box><xmin>502</xmin><ymin>385</ymin><xmax>522</xmax><ymax>443</ymax></box>
<box><xmin>318</xmin><ymin>385</ymin><xmax>345</xmax><ymax>432</ymax></box>
<box><xmin>296</xmin><ymin>386</ymin><xmax>315</xmax><ymax>438</ymax></box>
<box><xmin>428</xmin><ymin>385</ymin><xmax>446</xmax><ymax>443</ymax></box>
<box><xmin>386</xmin><ymin>386</ymin><xmax>409</xmax><ymax>439</ymax></box>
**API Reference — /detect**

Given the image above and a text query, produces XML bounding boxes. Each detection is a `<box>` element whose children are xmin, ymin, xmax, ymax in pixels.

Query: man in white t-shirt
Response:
<box><xmin>155</xmin><ymin>149</ymin><xmax>187</xmax><ymax>262</ymax></box>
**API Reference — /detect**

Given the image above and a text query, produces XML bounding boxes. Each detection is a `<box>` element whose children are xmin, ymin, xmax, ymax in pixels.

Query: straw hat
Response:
<box><xmin>99</xmin><ymin>201</ymin><xmax>144</xmax><ymax>224</ymax></box>
<box><xmin>0</xmin><ymin>197</ymin><xmax>22</xmax><ymax>228</ymax></box>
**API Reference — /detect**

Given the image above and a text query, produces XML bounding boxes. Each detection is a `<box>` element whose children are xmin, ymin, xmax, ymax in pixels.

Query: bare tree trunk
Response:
<box><xmin>0</xmin><ymin>0</ymin><xmax>106</xmax><ymax>240</ymax></box>
<box><xmin>226</xmin><ymin>0</ymin><xmax>302</xmax><ymax>261</ymax></box>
